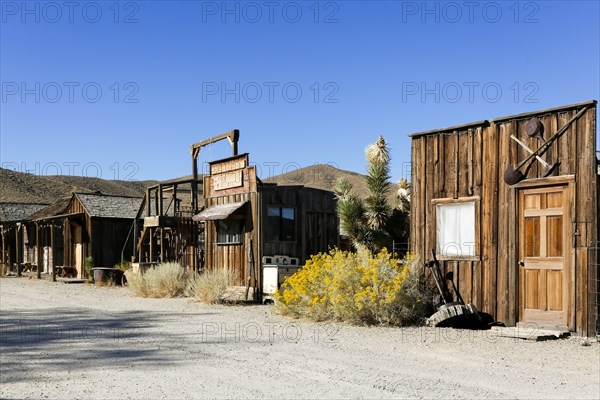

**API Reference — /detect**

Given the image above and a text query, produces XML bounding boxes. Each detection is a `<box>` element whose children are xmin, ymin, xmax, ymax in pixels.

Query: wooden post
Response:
<box><xmin>50</xmin><ymin>223</ymin><xmax>56</xmax><ymax>282</ymax></box>
<box><xmin>36</xmin><ymin>224</ymin><xmax>41</xmax><ymax>279</ymax></box>
<box><xmin>16</xmin><ymin>225</ymin><xmax>21</xmax><ymax>277</ymax></box>
<box><xmin>146</xmin><ymin>188</ymin><xmax>151</xmax><ymax>216</ymax></box>
<box><xmin>1</xmin><ymin>227</ymin><xmax>5</xmax><ymax>266</ymax></box>
<box><xmin>192</xmin><ymin>153</ymin><xmax>199</xmax><ymax>212</ymax></box>
<box><xmin>149</xmin><ymin>228</ymin><xmax>153</xmax><ymax>263</ymax></box>
<box><xmin>159</xmin><ymin>228</ymin><xmax>164</xmax><ymax>263</ymax></box>
<box><xmin>173</xmin><ymin>186</ymin><xmax>178</xmax><ymax>216</ymax></box>
<box><xmin>158</xmin><ymin>184</ymin><xmax>163</xmax><ymax>217</ymax></box>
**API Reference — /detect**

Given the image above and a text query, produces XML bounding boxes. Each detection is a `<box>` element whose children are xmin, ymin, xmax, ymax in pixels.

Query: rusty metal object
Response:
<box><xmin>525</xmin><ymin>117</ymin><xmax>545</xmax><ymax>141</ymax></box>
<box><xmin>425</xmin><ymin>250</ymin><xmax>482</xmax><ymax>328</ymax></box>
<box><xmin>503</xmin><ymin>106</ymin><xmax>589</xmax><ymax>185</ymax></box>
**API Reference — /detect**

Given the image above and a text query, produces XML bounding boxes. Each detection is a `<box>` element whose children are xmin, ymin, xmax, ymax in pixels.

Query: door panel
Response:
<box><xmin>518</xmin><ymin>186</ymin><xmax>571</xmax><ymax>328</ymax></box>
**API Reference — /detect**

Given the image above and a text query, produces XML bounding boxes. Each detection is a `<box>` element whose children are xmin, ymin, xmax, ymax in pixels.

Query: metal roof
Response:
<box><xmin>192</xmin><ymin>201</ymin><xmax>247</xmax><ymax>221</ymax></box>
<box><xmin>74</xmin><ymin>193</ymin><xmax>143</xmax><ymax>219</ymax></box>
<box><xmin>0</xmin><ymin>202</ymin><xmax>48</xmax><ymax>223</ymax></box>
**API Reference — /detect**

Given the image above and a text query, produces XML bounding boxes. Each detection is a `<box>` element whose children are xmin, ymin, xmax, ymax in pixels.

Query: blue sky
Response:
<box><xmin>1</xmin><ymin>0</ymin><xmax>598</xmax><ymax>182</ymax></box>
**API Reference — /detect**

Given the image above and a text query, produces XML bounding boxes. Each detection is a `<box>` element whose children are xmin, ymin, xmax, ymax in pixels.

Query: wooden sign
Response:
<box><xmin>212</xmin><ymin>170</ymin><xmax>243</xmax><ymax>191</ymax></box>
<box><xmin>210</xmin><ymin>154</ymin><xmax>248</xmax><ymax>176</ymax></box>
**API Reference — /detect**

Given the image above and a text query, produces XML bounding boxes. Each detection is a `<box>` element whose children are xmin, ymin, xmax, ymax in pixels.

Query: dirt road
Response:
<box><xmin>1</xmin><ymin>277</ymin><xmax>598</xmax><ymax>399</ymax></box>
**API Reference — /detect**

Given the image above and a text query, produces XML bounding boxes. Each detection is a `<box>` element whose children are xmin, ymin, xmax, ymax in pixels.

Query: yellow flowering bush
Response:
<box><xmin>275</xmin><ymin>249</ymin><xmax>429</xmax><ymax>326</ymax></box>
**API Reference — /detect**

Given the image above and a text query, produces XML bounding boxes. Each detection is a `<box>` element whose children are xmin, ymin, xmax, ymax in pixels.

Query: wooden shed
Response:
<box><xmin>34</xmin><ymin>193</ymin><xmax>143</xmax><ymax>278</ymax></box>
<box><xmin>409</xmin><ymin>100</ymin><xmax>598</xmax><ymax>336</ymax></box>
<box><xmin>0</xmin><ymin>202</ymin><xmax>48</xmax><ymax>272</ymax></box>
<box><xmin>194</xmin><ymin>153</ymin><xmax>339</xmax><ymax>300</ymax></box>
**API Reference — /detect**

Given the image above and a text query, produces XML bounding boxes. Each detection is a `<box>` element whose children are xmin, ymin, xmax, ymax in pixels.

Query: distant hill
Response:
<box><xmin>0</xmin><ymin>168</ymin><xmax>159</xmax><ymax>203</ymax></box>
<box><xmin>1</xmin><ymin>164</ymin><xmax>400</xmax><ymax>206</ymax></box>
<box><xmin>265</xmin><ymin>164</ymin><xmax>399</xmax><ymax>203</ymax></box>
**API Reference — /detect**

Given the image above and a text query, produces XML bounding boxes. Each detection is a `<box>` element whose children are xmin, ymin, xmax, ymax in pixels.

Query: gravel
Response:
<box><xmin>1</xmin><ymin>277</ymin><xmax>599</xmax><ymax>399</ymax></box>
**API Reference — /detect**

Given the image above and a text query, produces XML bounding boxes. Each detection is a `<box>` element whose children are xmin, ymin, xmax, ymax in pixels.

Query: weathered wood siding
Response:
<box><xmin>203</xmin><ymin>165</ymin><xmax>260</xmax><ymax>288</ymax></box>
<box><xmin>259</xmin><ymin>186</ymin><xmax>339</xmax><ymax>264</ymax></box>
<box><xmin>410</xmin><ymin>101</ymin><xmax>598</xmax><ymax>336</ymax></box>
<box><xmin>91</xmin><ymin>219</ymin><xmax>133</xmax><ymax>268</ymax></box>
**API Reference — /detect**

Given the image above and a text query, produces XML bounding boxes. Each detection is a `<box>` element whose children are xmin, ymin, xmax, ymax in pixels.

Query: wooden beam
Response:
<box><xmin>36</xmin><ymin>225</ymin><xmax>41</xmax><ymax>279</ymax></box>
<box><xmin>189</xmin><ymin>129</ymin><xmax>240</xmax><ymax>157</ymax></box>
<box><xmin>16</xmin><ymin>225</ymin><xmax>21</xmax><ymax>277</ymax></box>
<box><xmin>50</xmin><ymin>224</ymin><xmax>56</xmax><ymax>282</ymax></box>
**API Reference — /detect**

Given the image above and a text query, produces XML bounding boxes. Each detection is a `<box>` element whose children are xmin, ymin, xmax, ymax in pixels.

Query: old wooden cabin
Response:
<box><xmin>33</xmin><ymin>193</ymin><xmax>143</xmax><ymax>278</ymax></box>
<box><xmin>409</xmin><ymin>100</ymin><xmax>598</xmax><ymax>336</ymax></box>
<box><xmin>193</xmin><ymin>152</ymin><xmax>339</xmax><ymax>301</ymax></box>
<box><xmin>0</xmin><ymin>202</ymin><xmax>48</xmax><ymax>272</ymax></box>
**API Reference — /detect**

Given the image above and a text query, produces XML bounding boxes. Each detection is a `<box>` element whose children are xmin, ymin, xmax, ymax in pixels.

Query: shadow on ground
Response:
<box><xmin>0</xmin><ymin>308</ymin><xmax>213</xmax><ymax>384</ymax></box>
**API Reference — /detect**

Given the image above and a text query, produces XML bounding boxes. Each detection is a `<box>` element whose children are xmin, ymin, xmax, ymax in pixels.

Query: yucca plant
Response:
<box><xmin>335</xmin><ymin>135</ymin><xmax>408</xmax><ymax>253</ymax></box>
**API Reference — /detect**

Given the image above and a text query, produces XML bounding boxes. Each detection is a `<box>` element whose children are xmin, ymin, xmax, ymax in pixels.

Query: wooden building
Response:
<box><xmin>0</xmin><ymin>202</ymin><xmax>48</xmax><ymax>272</ymax></box>
<box><xmin>131</xmin><ymin>176</ymin><xmax>203</xmax><ymax>270</ymax></box>
<box><xmin>193</xmin><ymin>153</ymin><xmax>339</xmax><ymax>300</ymax></box>
<box><xmin>33</xmin><ymin>193</ymin><xmax>143</xmax><ymax>278</ymax></box>
<box><xmin>409</xmin><ymin>100</ymin><xmax>598</xmax><ymax>336</ymax></box>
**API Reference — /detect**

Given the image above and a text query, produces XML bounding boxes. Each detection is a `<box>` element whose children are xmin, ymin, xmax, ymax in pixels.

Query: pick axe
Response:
<box><xmin>503</xmin><ymin>106</ymin><xmax>589</xmax><ymax>185</ymax></box>
<box><xmin>510</xmin><ymin>135</ymin><xmax>559</xmax><ymax>177</ymax></box>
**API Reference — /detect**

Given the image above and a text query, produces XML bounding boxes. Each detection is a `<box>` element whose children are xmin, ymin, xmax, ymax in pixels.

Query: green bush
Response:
<box><xmin>187</xmin><ymin>269</ymin><xmax>234</xmax><ymax>304</ymax></box>
<box><xmin>128</xmin><ymin>262</ymin><xmax>190</xmax><ymax>298</ymax></box>
<box><xmin>113</xmin><ymin>262</ymin><xmax>131</xmax><ymax>272</ymax></box>
<box><xmin>275</xmin><ymin>249</ymin><xmax>430</xmax><ymax>326</ymax></box>
<box><xmin>84</xmin><ymin>256</ymin><xmax>95</xmax><ymax>281</ymax></box>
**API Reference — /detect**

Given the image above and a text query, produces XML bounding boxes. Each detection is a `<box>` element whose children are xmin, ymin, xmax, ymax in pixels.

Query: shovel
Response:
<box><xmin>503</xmin><ymin>106</ymin><xmax>589</xmax><ymax>185</ymax></box>
<box><xmin>510</xmin><ymin>135</ymin><xmax>559</xmax><ymax>177</ymax></box>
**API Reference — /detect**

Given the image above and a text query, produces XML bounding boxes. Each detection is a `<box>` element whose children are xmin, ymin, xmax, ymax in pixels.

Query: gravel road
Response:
<box><xmin>1</xmin><ymin>277</ymin><xmax>598</xmax><ymax>399</ymax></box>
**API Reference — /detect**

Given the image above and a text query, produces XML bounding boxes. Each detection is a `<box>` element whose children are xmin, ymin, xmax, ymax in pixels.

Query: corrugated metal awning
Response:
<box><xmin>192</xmin><ymin>201</ymin><xmax>247</xmax><ymax>221</ymax></box>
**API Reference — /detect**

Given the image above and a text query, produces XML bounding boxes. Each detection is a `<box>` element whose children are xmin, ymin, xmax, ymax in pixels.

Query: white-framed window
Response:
<box><xmin>434</xmin><ymin>199</ymin><xmax>478</xmax><ymax>258</ymax></box>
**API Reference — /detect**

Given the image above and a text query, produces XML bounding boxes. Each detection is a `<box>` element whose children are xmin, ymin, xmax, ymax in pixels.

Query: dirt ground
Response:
<box><xmin>1</xmin><ymin>277</ymin><xmax>599</xmax><ymax>400</ymax></box>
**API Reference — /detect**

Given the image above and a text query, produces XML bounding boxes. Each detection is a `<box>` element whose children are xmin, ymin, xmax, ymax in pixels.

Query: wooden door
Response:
<box><xmin>518</xmin><ymin>185</ymin><xmax>571</xmax><ymax>329</ymax></box>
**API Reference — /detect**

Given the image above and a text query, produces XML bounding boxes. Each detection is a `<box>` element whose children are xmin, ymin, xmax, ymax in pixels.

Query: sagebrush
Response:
<box><xmin>128</xmin><ymin>262</ymin><xmax>190</xmax><ymax>298</ymax></box>
<box><xmin>275</xmin><ymin>249</ymin><xmax>429</xmax><ymax>326</ymax></box>
<box><xmin>187</xmin><ymin>269</ymin><xmax>234</xmax><ymax>304</ymax></box>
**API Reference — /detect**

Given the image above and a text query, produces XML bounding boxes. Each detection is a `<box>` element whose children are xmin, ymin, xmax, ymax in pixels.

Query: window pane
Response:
<box><xmin>217</xmin><ymin>219</ymin><xmax>243</xmax><ymax>244</ymax></box>
<box><xmin>546</xmin><ymin>216</ymin><xmax>563</xmax><ymax>257</ymax></box>
<box><xmin>266</xmin><ymin>207</ymin><xmax>281</xmax><ymax>242</ymax></box>
<box><xmin>436</xmin><ymin>202</ymin><xmax>476</xmax><ymax>257</ymax></box>
<box><xmin>524</xmin><ymin>217</ymin><xmax>540</xmax><ymax>257</ymax></box>
<box><xmin>281</xmin><ymin>208</ymin><xmax>295</xmax><ymax>241</ymax></box>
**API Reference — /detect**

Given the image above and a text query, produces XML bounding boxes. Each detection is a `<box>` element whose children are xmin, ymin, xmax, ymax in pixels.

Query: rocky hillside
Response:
<box><xmin>0</xmin><ymin>168</ymin><xmax>158</xmax><ymax>203</ymax></box>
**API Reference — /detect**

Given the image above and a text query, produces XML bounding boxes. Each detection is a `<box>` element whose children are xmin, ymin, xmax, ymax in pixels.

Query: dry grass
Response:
<box><xmin>128</xmin><ymin>262</ymin><xmax>190</xmax><ymax>298</ymax></box>
<box><xmin>187</xmin><ymin>269</ymin><xmax>234</xmax><ymax>304</ymax></box>
<box><xmin>0</xmin><ymin>263</ymin><xmax>8</xmax><ymax>277</ymax></box>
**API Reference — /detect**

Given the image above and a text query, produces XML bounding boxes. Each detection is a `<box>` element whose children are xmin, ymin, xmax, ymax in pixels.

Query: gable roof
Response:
<box><xmin>29</xmin><ymin>197</ymin><xmax>72</xmax><ymax>221</ymax></box>
<box><xmin>74</xmin><ymin>193</ymin><xmax>143</xmax><ymax>219</ymax></box>
<box><xmin>0</xmin><ymin>202</ymin><xmax>48</xmax><ymax>223</ymax></box>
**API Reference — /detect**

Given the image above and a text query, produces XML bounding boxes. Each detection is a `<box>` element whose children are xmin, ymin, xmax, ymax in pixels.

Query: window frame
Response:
<box><xmin>216</xmin><ymin>217</ymin><xmax>245</xmax><ymax>245</ymax></box>
<box><xmin>432</xmin><ymin>196</ymin><xmax>480</xmax><ymax>261</ymax></box>
<box><xmin>266</xmin><ymin>206</ymin><xmax>297</xmax><ymax>243</ymax></box>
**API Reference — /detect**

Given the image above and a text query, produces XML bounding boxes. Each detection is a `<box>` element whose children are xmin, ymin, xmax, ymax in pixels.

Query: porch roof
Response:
<box><xmin>192</xmin><ymin>201</ymin><xmax>247</xmax><ymax>221</ymax></box>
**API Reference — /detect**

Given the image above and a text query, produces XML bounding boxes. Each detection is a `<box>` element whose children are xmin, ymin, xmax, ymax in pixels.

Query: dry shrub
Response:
<box><xmin>128</xmin><ymin>262</ymin><xmax>190</xmax><ymax>298</ymax></box>
<box><xmin>0</xmin><ymin>263</ymin><xmax>8</xmax><ymax>277</ymax></box>
<box><xmin>275</xmin><ymin>249</ymin><xmax>430</xmax><ymax>326</ymax></box>
<box><xmin>187</xmin><ymin>269</ymin><xmax>234</xmax><ymax>304</ymax></box>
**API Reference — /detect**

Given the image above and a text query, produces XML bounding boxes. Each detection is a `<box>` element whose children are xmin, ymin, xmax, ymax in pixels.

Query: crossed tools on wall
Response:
<box><xmin>503</xmin><ymin>106</ymin><xmax>589</xmax><ymax>185</ymax></box>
